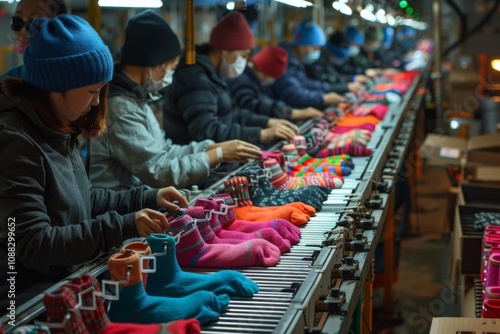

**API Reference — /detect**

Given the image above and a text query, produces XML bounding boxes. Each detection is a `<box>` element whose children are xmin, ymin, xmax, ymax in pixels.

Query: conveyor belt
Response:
<box><xmin>1</xmin><ymin>66</ymin><xmax>430</xmax><ymax>334</ymax></box>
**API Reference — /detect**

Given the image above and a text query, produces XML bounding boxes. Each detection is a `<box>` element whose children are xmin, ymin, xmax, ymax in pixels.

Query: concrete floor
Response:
<box><xmin>373</xmin><ymin>166</ymin><xmax>461</xmax><ymax>334</ymax></box>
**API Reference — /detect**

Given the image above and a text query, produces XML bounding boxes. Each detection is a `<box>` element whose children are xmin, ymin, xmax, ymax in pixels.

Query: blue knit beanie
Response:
<box><xmin>24</xmin><ymin>15</ymin><xmax>113</xmax><ymax>92</ymax></box>
<box><xmin>291</xmin><ymin>19</ymin><xmax>325</xmax><ymax>46</ymax></box>
<box><xmin>344</xmin><ymin>26</ymin><xmax>365</xmax><ymax>46</ymax></box>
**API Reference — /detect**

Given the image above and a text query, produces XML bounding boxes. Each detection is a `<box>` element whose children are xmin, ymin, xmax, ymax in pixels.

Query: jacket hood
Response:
<box><xmin>0</xmin><ymin>93</ymin><xmax>73</xmax><ymax>149</ymax></box>
<box><xmin>109</xmin><ymin>65</ymin><xmax>161</xmax><ymax>102</ymax></box>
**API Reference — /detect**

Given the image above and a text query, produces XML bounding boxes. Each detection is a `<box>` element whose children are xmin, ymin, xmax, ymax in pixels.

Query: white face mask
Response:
<box><xmin>349</xmin><ymin>46</ymin><xmax>360</xmax><ymax>58</ymax></box>
<box><xmin>146</xmin><ymin>65</ymin><xmax>173</xmax><ymax>93</ymax></box>
<box><xmin>219</xmin><ymin>54</ymin><xmax>247</xmax><ymax>78</ymax></box>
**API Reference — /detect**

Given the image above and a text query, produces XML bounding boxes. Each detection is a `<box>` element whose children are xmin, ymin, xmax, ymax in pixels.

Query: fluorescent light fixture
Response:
<box><xmin>98</xmin><ymin>0</ymin><xmax>163</xmax><ymax>8</ymax></box>
<box><xmin>226</xmin><ymin>1</ymin><xmax>235</xmax><ymax>9</ymax></box>
<box><xmin>376</xmin><ymin>9</ymin><xmax>387</xmax><ymax>23</ymax></box>
<box><xmin>492</xmin><ymin>59</ymin><xmax>500</xmax><ymax>72</ymax></box>
<box><xmin>360</xmin><ymin>9</ymin><xmax>376</xmax><ymax>21</ymax></box>
<box><xmin>275</xmin><ymin>0</ymin><xmax>313</xmax><ymax>8</ymax></box>
<box><xmin>360</xmin><ymin>3</ymin><xmax>375</xmax><ymax>21</ymax></box>
<box><xmin>332</xmin><ymin>1</ymin><xmax>352</xmax><ymax>16</ymax></box>
<box><xmin>386</xmin><ymin>14</ymin><xmax>396</xmax><ymax>26</ymax></box>
<box><xmin>0</xmin><ymin>0</ymin><xmax>20</xmax><ymax>2</ymax></box>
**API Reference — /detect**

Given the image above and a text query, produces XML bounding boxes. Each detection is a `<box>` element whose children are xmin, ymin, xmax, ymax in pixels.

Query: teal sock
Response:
<box><xmin>145</xmin><ymin>234</ymin><xmax>259</xmax><ymax>298</ymax></box>
<box><xmin>107</xmin><ymin>250</ymin><xmax>229</xmax><ymax>326</ymax></box>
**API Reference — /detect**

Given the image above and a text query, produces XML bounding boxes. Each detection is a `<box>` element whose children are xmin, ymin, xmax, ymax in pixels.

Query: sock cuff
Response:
<box><xmin>121</xmin><ymin>241</ymin><xmax>152</xmax><ymax>256</ymax></box>
<box><xmin>185</xmin><ymin>206</ymin><xmax>207</xmax><ymax>219</ymax></box>
<box><xmin>107</xmin><ymin>251</ymin><xmax>142</xmax><ymax>286</ymax></box>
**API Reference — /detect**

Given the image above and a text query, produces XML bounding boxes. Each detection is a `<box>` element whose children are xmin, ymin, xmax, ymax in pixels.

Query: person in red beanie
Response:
<box><xmin>163</xmin><ymin>11</ymin><xmax>299</xmax><ymax>147</ymax></box>
<box><xmin>227</xmin><ymin>45</ymin><xmax>324</xmax><ymax>122</ymax></box>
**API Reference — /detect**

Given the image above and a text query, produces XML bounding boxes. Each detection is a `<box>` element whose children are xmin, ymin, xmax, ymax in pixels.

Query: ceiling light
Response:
<box><xmin>275</xmin><ymin>0</ymin><xmax>313</xmax><ymax>8</ymax></box>
<box><xmin>98</xmin><ymin>0</ymin><xmax>163</xmax><ymax>8</ymax></box>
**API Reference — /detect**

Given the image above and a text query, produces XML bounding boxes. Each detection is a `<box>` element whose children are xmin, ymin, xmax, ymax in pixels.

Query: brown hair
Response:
<box><xmin>1</xmin><ymin>77</ymin><xmax>108</xmax><ymax>140</ymax></box>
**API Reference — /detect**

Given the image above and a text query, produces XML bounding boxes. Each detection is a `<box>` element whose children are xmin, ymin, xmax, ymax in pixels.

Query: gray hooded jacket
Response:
<box><xmin>89</xmin><ymin>66</ymin><xmax>214</xmax><ymax>190</ymax></box>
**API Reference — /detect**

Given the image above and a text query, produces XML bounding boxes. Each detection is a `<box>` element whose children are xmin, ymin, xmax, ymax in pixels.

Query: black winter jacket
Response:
<box><xmin>227</xmin><ymin>66</ymin><xmax>293</xmax><ymax>120</ymax></box>
<box><xmin>304</xmin><ymin>49</ymin><xmax>350</xmax><ymax>94</ymax></box>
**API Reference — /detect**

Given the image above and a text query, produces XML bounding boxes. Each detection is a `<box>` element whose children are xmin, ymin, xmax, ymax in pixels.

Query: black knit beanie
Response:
<box><xmin>121</xmin><ymin>10</ymin><xmax>181</xmax><ymax>66</ymax></box>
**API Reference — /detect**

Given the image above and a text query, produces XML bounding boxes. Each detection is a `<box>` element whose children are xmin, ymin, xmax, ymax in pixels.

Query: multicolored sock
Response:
<box><xmin>297</xmin><ymin>153</ymin><xmax>354</xmax><ymax>168</ymax></box>
<box><xmin>264</xmin><ymin>158</ymin><xmax>344</xmax><ymax>189</ymax></box>
<box><xmin>225</xmin><ymin>218</ymin><xmax>301</xmax><ymax>244</ymax></box>
<box><xmin>238</xmin><ymin>166</ymin><xmax>332</xmax><ymax>200</ymax></box>
<box><xmin>186</xmin><ymin>204</ymin><xmax>291</xmax><ymax>253</ymax></box>
<box><xmin>145</xmin><ymin>233</ymin><xmax>259</xmax><ymax>297</ymax></box>
<box><xmin>232</xmin><ymin>169</ymin><xmax>323</xmax><ymax>211</ymax></box>
<box><xmin>291</xmin><ymin>135</ymin><xmax>307</xmax><ymax>156</ymax></box>
<box><xmin>288</xmin><ymin>164</ymin><xmax>351</xmax><ymax>177</ymax></box>
<box><xmin>316</xmin><ymin>143</ymin><xmax>373</xmax><ymax>158</ymax></box>
<box><xmin>42</xmin><ymin>287</ymin><xmax>88</xmax><ymax>334</ymax></box>
<box><xmin>107</xmin><ymin>251</ymin><xmax>229</xmax><ymax>325</ymax></box>
<box><xmin>168</xmin><ymin>214</ymin><xmax>281</xmax><ymax>267</ymax></box>
<box><xmin>328</xmin><ymin>129</ymin><xmax>372</xmax><ymax>146</ymax></box>
<box><xmin>223</xmin><ymin>176</ymin><xmax>254</xmax><ymax>207</ymax></box>
<box><xmin>64</xmin><ymin>274</ymin><xmax>164</xmax><ymax>334</ymax></box>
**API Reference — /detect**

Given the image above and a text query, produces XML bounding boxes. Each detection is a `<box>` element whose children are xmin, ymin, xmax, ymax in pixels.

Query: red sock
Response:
<box><xmin>42</xmin><ymin>287</ymin><xmax>88</xmax><ymax>334</ymax></box>
<box><xmin>163</xmin><ymin>318</ymin><xmax>201</xmax><ymax>334</ymax></box>
<box><xmin>170</xmin><ymin>214</ymin><xmax>281</xmax><ymax>267</ymax></box>
<box><xmin>186</xmin><ymin>205</ymin><xmax>291</xmax><ymax>253</ymax></box>
<box><xmin>225</xmin><ymin>218</ymin><xmax>301</xmax><ymax>244</ymax></box>
<box><xmin>64</xmin><ymin>274</ymin><xmax>165</xmax><ymax>334</ymax></box>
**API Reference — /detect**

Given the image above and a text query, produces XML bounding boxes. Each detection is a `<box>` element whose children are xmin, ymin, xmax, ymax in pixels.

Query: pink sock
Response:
<box><xmin>369</xmin><ymin>104</ymin><xmax>389</xmax><ymax>119</ymax></box>
<box><xmin>185</xmin><ymin>206</ymin><xmax>291</xmax><ymax>253</ymax></box>
<box><xmin>331</xmin><ymin>123</ymin><xmax>376</xmax><ymax>133</ymax></box>
<box><xmin>169</xmin><ymin>214</ymin><xmax>281</xmax><ymax>267</ymax></box>
<box><xmin>224</xmin><ymin>218</ymin><xmax>301</xmax><ymax>244</ymax></box>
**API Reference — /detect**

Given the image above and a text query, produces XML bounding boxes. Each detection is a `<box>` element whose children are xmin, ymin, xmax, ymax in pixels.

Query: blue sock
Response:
<box><xmin>145</xmin><ymin>234</ymin><xmax>259</xmax><ymax>298</ymax></box>
<box><xmin>107</xmin><ymin>250</ymin><xmax>229</xmax><ymax>325</ymax></box>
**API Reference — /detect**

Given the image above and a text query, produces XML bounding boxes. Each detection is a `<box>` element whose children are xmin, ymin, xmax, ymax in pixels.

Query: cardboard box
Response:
<box><xmin>430</xmin><ymin>317</ymin><xmax>500</xmax><ymax>334</ymax></box>
<box><xmin>458</xmin><ymin>183</ymin><xmax>500</xmax><ymax>207</ymax></box>
<box><xmin>421</xmin><ymin>133</ymin><xmax>500</xmax><ymax>167</ymax></box>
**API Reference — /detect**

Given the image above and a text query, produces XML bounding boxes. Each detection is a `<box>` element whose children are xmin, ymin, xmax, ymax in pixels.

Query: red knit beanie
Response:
<box><xmin>209</xmin><ymin>11</ymin><xmax>255</xmax><ymax>50</ymax></box>
<box><xmin>252</xmin><ymin>46</ymin><xmax>288</xmax><ymax>78</ymax></box>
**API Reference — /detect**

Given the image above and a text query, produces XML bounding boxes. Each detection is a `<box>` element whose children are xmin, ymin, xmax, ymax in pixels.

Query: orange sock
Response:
<box><xmin>234</xmin><ymin>205</ymin><xmax>309</xmax><ymax>226</ymax></box>
<box><xmin>337</xmin><ymin>114</ymin><xmax>380</xmax><ymax>127</ymax></box>
<box><xmin>283</xmin><ymin>202</ymin><xmax>316</xmax><ymax>216</ymax></box>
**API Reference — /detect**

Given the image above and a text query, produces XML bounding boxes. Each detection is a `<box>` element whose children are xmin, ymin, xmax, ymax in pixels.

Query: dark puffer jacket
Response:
<box><xmin>227</xmin><ymin>66</ymin><xmax>293</xmax><ymax>120</ymax></box>
<box><xmin>304</xmin><ymin>49</ymin><xmax>350</xmax><ymax>94</ymax></box>
<box><xmin>264</xmin><ymin>43</ymin><xmax>331</xmax><ymax>109</ymax></box>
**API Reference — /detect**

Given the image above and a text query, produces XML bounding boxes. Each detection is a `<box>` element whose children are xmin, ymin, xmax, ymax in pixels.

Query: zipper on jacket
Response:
<box><xmin>69</xmin><ymin>135</ymin><xmax>79</xmax><ymax>170</ymax></box>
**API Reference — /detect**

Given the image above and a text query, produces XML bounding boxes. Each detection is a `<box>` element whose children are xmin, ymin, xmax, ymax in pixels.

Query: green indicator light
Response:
<box><xmin>406</xmin><ymin>6</ymin><xmax>414</xmax><ymax>15</ymax></box>
<box><xmin>413</xmin><ymin>12</ymin><xmax>420</xmax><ymax>19</ymax></box>
<box><xmin>399</xmin><ymin>0</ymin><xmax>408</xmax><ymax>8</ymax></box>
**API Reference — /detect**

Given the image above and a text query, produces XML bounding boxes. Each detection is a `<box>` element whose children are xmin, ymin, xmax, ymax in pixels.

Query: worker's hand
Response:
<box><xmin>323</xmin><ymin>92</ymin><xmax>346</xmax><ymax>105</ymax></box>
<box><xmin>365</xmin><ymin>68</ymin><xmax>381</xmax><ymax>78</ymax></box>
<box><xmin>291</xmin><ymin>107</ymin><xmax>324</xmax><ymax>121</ymax></box>
<box><xmin>135</xmin><ymin>208</ymin><xmax>169</xmax><ymax>237</ymax></box>
<box><xmin>354</xmin><ymin>75</ymin><xmax>370</xmax><ymax>84</ymax></box>
<box><xmin>347</xmin><ymin>81</ymin><xmax>362</xmax><ymax>93</ymax></box>
<box><xmin>267</xmin><ymin>118</ymin><xmax>300</xmax><ymax>134</ymax></box>
<box><xmin>208</xmin><ymin>140</ymin><xmax>262</xmax><ymax>163</ymax></box>
<box><xmin>156</xmin><ymin>186</ymin><xmax>188</xmax><ymax>210</ymax></box>
<box><xmin>261</xmin><ymin>126</ymin><xmax>296</xmax><ymax>143</ymax></box>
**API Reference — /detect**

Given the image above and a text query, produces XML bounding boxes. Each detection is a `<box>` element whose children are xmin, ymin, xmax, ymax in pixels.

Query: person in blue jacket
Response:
<box><xmin>0</xmin><ymin>0</ymin><xmax>67</xmax><ymax>80</ymax></box>
<box><xmin>0</xmin><ymin>14</ymin><xmax>187</xmax><ymax>311</ymax></box>
<box><xmin>228</xmin><ymin>45</ymin><xmax>324</xmax><ymax>122</ymax></box>
<box><xmin>163</xmin><ymin>11</ymin><xmax>298</xmax><ymax>146</ymax></box>
<box><xmin>305</xmin><ymin>29</ymin><xmax>370</xmax><ymax>94</ymax></box>
<box><xmin>264</xmin><ymin>19</ymin><xmax>346</xmax><ymax>110</ymax></box>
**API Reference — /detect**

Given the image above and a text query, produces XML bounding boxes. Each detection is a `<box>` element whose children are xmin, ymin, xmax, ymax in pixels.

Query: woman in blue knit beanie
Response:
<box><xmin>0</xmin><ymin>14</ymin><xmax>188</xmax><ymax>310</ymax></box>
